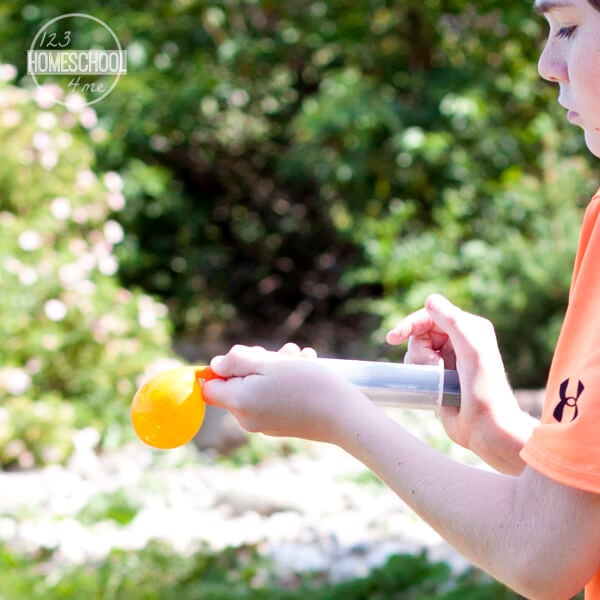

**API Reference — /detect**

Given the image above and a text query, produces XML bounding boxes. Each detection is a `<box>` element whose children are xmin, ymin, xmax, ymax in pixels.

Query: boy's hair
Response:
<box><xmin>590</xmin><ymin>0</ymin><xmax>600</xmax><ymax>9</ymax></box>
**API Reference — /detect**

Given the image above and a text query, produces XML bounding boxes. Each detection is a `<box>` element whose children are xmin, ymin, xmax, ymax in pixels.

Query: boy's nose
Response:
<box><xmin>538</xmin><ymin>40</ymin><xmax>568</xmax><ymax>83</ymax></box>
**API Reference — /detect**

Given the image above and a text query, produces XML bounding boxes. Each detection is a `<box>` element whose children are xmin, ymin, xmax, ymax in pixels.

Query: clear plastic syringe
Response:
<box><xmin>317</xmin><ymin>358</ymin><xmax>461</xmax><ymax>411</ymax></box>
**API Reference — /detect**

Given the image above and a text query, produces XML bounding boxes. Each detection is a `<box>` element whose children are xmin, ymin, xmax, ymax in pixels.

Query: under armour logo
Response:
<box><xmin>553</xmin><ymin>378</ymin><xmax>584</xmax><ymax>423</ymax></box>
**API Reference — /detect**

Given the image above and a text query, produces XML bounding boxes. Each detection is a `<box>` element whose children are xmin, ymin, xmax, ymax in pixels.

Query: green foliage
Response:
<box><xmin>0</xmin><ymin>394</ymin><xmax>75</xmax><ymax>467</ymax></box>
<box><xmin>77</xmin><ymin>488</ymin><xmax>140</xmax><ymax>526</ymax></box>
<box><xmin>0</xmin><ymin>0</ymin><xmax>597</xmax><ymax>469</ymax></box>
<box><xmin>0</xmin><ymin>5</ymin><xmax>595</xmax><ymax>597</ymax></box>
<box><xmin>0</xmin><ymin>542</ymin><xmax>528</xmax><ymax>600</ymax></box>
<box><xmin>353</xmin><ymin>154</ymin><xmax>596</xmax><ymax>385</ymax></box>
<box><xmin>0</xmin><ymin>75</ymin><xmax>174</xmax><ymax>467</ymax></box>
<box><xmin>1</xmin><ymin>1</ymin><xmax>598</xmax><ymax>385</ymax></box>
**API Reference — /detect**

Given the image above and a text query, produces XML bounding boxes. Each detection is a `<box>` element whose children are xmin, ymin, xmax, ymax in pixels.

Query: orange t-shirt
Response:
<box><xmin>520</xmin><ymin>189</ymin><xmax>600</xmax><ymax>598</ymax></box>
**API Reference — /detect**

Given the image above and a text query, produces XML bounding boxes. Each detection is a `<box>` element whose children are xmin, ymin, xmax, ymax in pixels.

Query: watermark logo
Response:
<box><xmin>27</xmin><ymin>13</ymin><xmax>127</xmax><ymax>107</ymax></box>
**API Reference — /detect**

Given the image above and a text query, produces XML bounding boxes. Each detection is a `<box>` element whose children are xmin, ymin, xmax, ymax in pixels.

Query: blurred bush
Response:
<box><xmin>0</xmin><ymin>71</ymin><xmax>175</xmax><ymax>468</ymax></box>
<box><xmin>350</xmin><ymin>152</ymin><xmax>596</xmax><ymax>385</ymax></box>
<box><xmin>0</xmin><ymin>541</ymin><xmax>525</xmax><ymax>599</ymax></box>
<box><xmin>1</xmin><ymin>1</ymin><xmax>598</xmax><ymax>395</ymax></box>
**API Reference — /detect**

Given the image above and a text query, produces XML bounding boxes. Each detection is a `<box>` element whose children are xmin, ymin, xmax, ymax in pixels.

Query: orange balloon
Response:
<box><xmin>130</xmin><ymin>366</ymin><xmax>217</xmax><ymax>449</ymax></box>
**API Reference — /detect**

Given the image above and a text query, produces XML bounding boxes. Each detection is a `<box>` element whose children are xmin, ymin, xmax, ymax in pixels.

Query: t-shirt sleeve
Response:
<box><xmin>520</xmin><ymin>195</ymin><xmax>600</xmax><ymax>494</ymax></box>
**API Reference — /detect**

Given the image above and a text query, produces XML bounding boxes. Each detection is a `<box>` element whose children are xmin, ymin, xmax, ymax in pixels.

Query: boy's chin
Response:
<box><xmin>584</xmin><ymin>130</ymin><xmax>600</xmax><ymax>159</ymax></box>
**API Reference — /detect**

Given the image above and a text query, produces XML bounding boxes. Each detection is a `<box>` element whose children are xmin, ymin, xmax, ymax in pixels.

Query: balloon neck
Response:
<box><xmin>194</xmin><ymin>365</ymin><xmax>222</xmax><ymax>382</ymax></box>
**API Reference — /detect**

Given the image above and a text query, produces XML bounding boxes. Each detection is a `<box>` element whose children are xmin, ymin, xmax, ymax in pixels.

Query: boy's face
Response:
<box><xmin>536</xmin><ymin>0</ymin><xmax>600</xmax><ymax>157</ymax></box>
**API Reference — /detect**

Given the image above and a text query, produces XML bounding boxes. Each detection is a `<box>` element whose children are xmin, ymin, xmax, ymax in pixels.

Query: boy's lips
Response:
<box><xmin>567</xmin><ymin>110</ymin><xmax>582</xmax><ymax>125</ymax></box>
<box><xmin>558</xmin><ymin>100</ymin><xmax>578</xmax><ymax>122</ymax></box>
<box><xmin>561</xmin><ymin>103</ymin><xmax>581</xmax><ymax>124</ymax></box>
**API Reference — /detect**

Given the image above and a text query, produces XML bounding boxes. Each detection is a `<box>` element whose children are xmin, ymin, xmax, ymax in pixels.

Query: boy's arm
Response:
<box><xmin>338</xmin><ymin>402</ymin><xmax>600</xmax><ymax>600</ymax></box>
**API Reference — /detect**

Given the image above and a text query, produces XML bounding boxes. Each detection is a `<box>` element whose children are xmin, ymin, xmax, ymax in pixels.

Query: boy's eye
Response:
<box><xmin>556</xmin><ymin>25</ymin><xmax>577</xmax><ymax>39</ymax></box>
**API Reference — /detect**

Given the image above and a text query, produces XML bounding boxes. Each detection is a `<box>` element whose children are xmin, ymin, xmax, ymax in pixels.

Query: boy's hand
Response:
<box><xmin>386</xmin><ymin>294</ymin><xmax>535</xmax><ymax>474</ymax></box>
<box><xmin>202</xmin><ymin>344</ymin><xmax>372</xmax><ymax>445</ymax></box>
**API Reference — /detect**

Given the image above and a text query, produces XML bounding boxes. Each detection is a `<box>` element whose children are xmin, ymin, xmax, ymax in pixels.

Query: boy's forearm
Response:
<box><xmin>336</xmin><ymin>406</ymin><xmax>516</xmax><ymax>571</ymax></box>
<box><xmin>335</xmin><ymin>405</ymin><xmax>592</xmax><ymax>600</ymax></box>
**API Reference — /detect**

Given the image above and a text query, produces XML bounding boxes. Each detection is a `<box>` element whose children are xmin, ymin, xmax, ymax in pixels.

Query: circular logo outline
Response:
<box><xmin>28</xmin><ymin>12</ymin><xmax>125</xmax><ymax>107</ymax></box>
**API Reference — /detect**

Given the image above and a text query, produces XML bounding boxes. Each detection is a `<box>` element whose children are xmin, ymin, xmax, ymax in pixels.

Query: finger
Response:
<box><xmin>300</xmin><ymin>346</ymin><xmax>317</xmax><ymax>359</ymax></box>
<box><xmin>404</xmin><ymin>336</ymin><xmax>444</xmax><ymax>365</ymax></box>
<box><xmin>424</xmin><ymin>294</ymin><xmax>484</xmax><ymax>359</ymax></box>
<box><xmin>209</xmin><ymin>345</ymin><xmax>268</xmax><ymax>378</ymax></box>
<box><xmin>386</xmin><ymin>307</ymin><xmax>437</xmax><ymax>345</ymax></box>
<box><xmin>278</xmin><ymin>342</ymin><xmax>302</xmax><ymax>355</ymax></box>
<box><xmin>202</xmin><ymin>377</ymin><xmax>246</xmax><ymax>409</ymax></box>
<box><xmin>277</xmin><ymin>343</ymin><xmax>317</xmax><ymax>359</ymax></box>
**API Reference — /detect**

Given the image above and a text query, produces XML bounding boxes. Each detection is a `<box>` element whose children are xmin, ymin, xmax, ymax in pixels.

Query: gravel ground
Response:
<box><xmin>0</xmin><ymin>407</ymin><xmax>485</xmax><ymax>582</ymax></box>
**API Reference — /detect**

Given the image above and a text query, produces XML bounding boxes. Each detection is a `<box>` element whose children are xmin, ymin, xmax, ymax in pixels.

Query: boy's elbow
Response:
<box><xmin>512</xmin><ymin>577</ymin><xmax>580</xmax><ymax>600</ymax></box>
<box><xmin>504</xmin><ymin>468</ymin><xmax>600</xmax><ymax>600</ymax></box>
<box><xmin>509</xmin><ymin>551</ymin><xmax>587</xmax><ymax>600</ymax></box>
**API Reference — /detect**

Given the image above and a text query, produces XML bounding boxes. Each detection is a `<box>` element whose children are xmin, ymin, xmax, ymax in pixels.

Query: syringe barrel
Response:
<box><xmin>317</xmin><ymin>358</ymin><xmax>461</xmax><ymax>410</ymax></box>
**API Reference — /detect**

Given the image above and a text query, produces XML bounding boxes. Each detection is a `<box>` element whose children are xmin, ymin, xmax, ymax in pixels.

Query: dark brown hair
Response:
<box><xmin>589</xmin><ymin>0</ymin><xmax>600</xmax><ymax>9</ymax></box>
